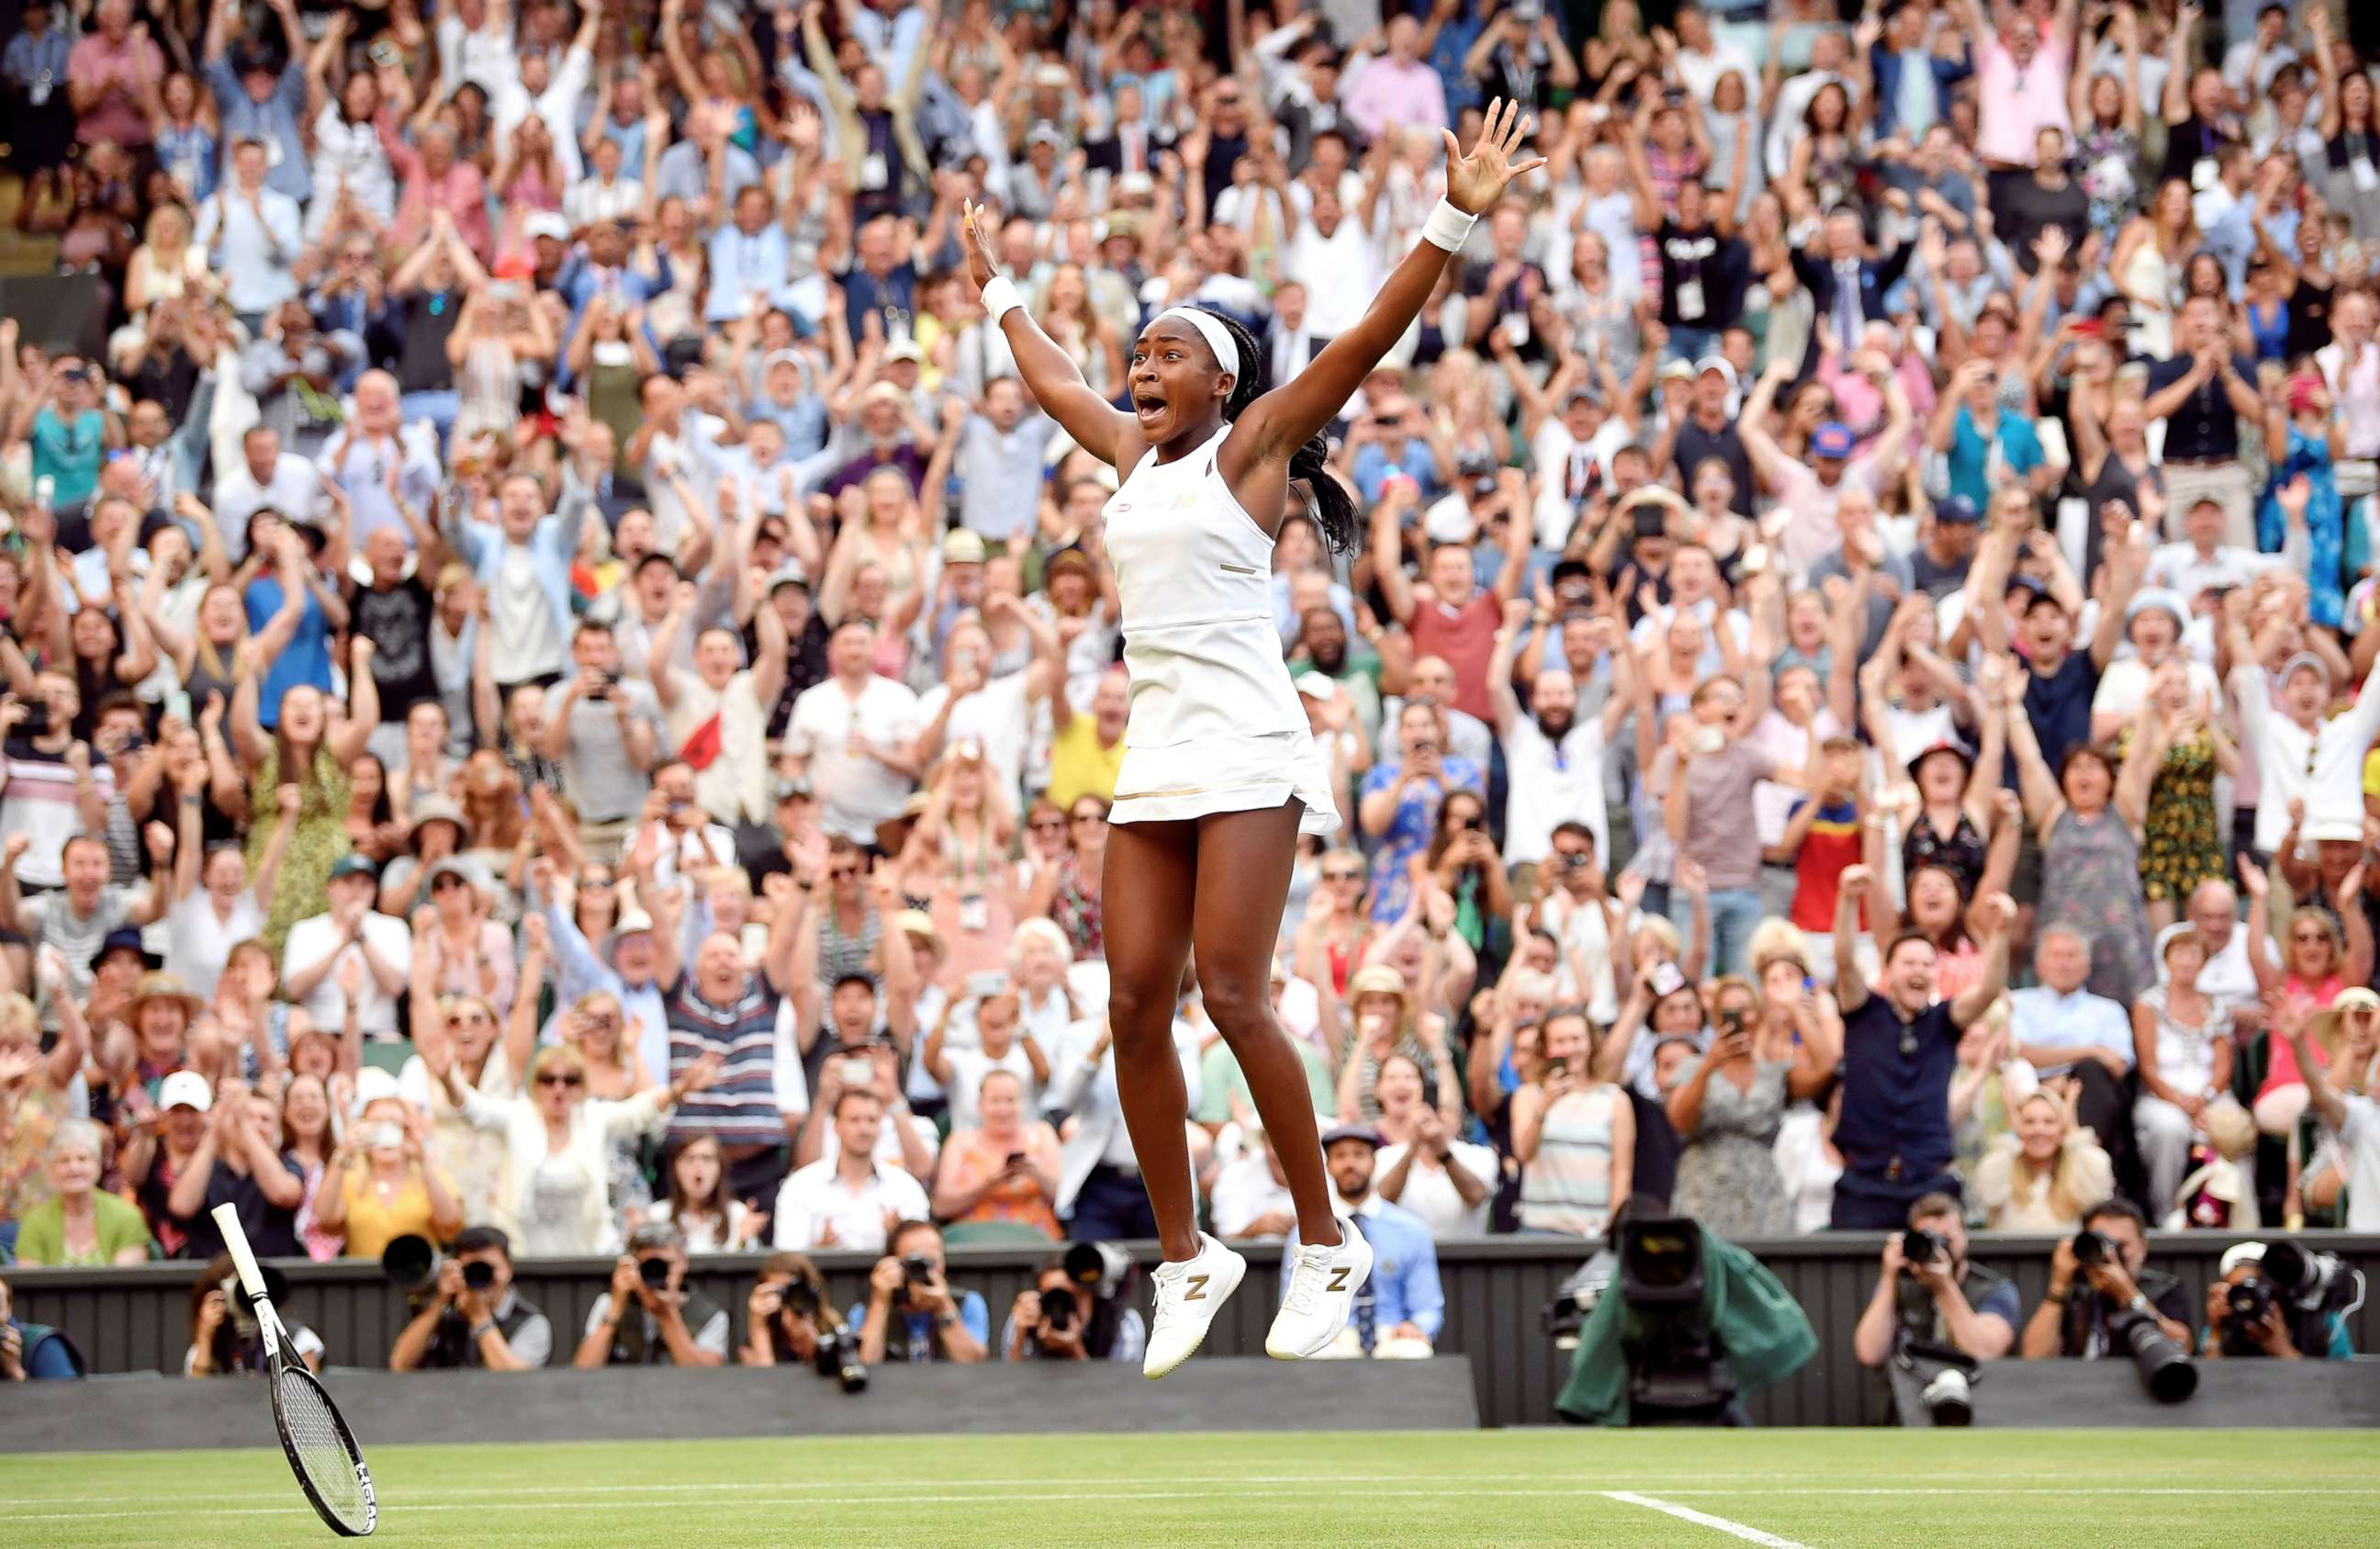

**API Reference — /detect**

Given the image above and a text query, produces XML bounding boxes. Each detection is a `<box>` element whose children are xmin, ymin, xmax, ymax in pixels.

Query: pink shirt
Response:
<box><xmin>1973</xmin><ymin>31</ymin><xmax>2071</xmax><ymax>167</ymax></box>
<box><xmin>1345</xmin><ymin>59</ymin><xmax>1450</xmax><ymax>138</ymax></box>
<box><xmin>68</xmin><ymin>32</ymin><xmax>163</xmax><ymax>148</ymax></box>
<box><xmin>380</xmin><ymin>115</ymin><xmax>493</xmax><ymax>262</ymax></box>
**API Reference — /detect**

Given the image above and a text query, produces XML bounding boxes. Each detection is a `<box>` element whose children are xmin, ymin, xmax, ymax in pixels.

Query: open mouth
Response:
<box><xmin>1132</xmin><ymin>392</ymin><xmax>1165</xmax><ymax>421</ymax></box>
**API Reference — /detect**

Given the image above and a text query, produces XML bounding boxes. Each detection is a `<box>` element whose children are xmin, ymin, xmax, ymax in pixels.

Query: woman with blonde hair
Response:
<box><xmin>312</xmin><ymin>1089</ymin><xmax>466</xmax><ymax>1261</ymax></box>
<box><xmin>912</xmin><ymin>743</ymin><xmax>1018</xmax><ymax>984</ymax></box>
<box><xmin>1973</xmin><ymin>1087</ymin><xmax>2116</xmax><ymax>1232</ymax></box>
<box><xmin>421</xmin><ymin>1030</ymin><xmax>721</xmax><ymax>1256</ymax></box>
<box><xmin>1036</xmin><ymin>262</ymin><xmax>1126</xmax><ymax>398</ymax></box>
<box><xmin>0</xmin><ymin>970</ymin><xmax>91</xmax><ymax>1225</ymax></box>
<box><xmin>123</xmin><ymin>201</ymin><xmax>209</xmax><ymax>319</ymax></box>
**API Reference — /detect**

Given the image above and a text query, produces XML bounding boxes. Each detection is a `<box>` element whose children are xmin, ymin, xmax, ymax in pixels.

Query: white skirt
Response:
<box><xmin>1110</xmin><ymin>730</ymin><xmax>1341</xmax><ymax>837</ymax></box>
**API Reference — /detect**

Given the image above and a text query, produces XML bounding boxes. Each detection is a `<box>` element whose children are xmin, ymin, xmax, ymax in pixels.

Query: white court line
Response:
<box><xmin>1604</xmin><ymin>1492</ymin><xmax>1809</xmax><ymax>1548</ymax></box>
<box><xmin>10</xmin><ymin>1482</ymin><xmax>2380</xmax><ymax>1525</ymax></box>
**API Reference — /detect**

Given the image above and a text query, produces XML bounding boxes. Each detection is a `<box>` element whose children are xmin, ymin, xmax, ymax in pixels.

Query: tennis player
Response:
<box><xmin>960</xmin><ymin>101</ymin><xmax>1545</xmax><ymax>1377</ymax></box>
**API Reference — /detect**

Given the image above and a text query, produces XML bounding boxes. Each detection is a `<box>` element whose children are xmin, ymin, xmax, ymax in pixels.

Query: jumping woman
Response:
<box><xmin>961</xmin><ymin>100</ymin><xmax>1544</xmax><ymax>1377</ymax></box>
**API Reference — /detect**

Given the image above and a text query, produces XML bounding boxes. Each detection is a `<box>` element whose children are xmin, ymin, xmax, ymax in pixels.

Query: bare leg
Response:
<box><xmin>1192</xmin><ymin>803</ymin><xmax>1343</xmax><ymax>1249</ymax></box>
<box><xmin>1100</xmin><ymin>816</ymin><xmax>1204</xmax><ymax>1262</ymax></box>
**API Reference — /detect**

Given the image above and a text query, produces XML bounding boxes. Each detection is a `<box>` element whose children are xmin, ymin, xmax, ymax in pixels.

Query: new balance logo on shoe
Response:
<box><xmin>1184</xmin><ymin>1274</ymin><xmax>1209</xmax><ymax>1301</ymax></box>
<box><xmin>1327</xmin><ymin>1268</ymin><xmax>1352</xmax><ymax>1294</ymax></box>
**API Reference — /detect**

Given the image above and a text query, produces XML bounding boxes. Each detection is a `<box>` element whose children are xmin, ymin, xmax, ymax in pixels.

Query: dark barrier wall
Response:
<box><xmin>13</xmin><ymin>1233</ymin><xmax>2378</xmax><ymax>1428</ymax></box>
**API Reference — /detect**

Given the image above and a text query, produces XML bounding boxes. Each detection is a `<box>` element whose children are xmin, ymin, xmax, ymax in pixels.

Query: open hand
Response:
<box><xmin>1443</xmin><ymin>98</ymin><xmax>1547</xmax><ymax>215</ymax></box>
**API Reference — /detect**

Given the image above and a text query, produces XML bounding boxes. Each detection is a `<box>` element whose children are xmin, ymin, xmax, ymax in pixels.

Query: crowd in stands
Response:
<box><xmin>3</xmin><ymin>0</ymin><xmax>2380</xmax><ymax>1382</ymax></box>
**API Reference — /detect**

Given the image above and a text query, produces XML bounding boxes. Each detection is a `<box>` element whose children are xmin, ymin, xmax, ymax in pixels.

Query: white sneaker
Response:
<box><xmin>1142</xmin><ymin>1233</ymin><xmax>1247</xmax><ymax>1380</ymax></box>
<box><xmin>1266</xmin><ymin>1219</ymin><xmax>1374</xmax><ymax>1360</ymax></box>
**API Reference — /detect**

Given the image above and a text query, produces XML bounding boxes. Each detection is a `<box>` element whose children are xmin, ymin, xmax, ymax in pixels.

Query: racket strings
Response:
<box><xmin>280</xmin><ymin>1373</ymin><xmax>369</xmax><ymax>1524</ymax></box>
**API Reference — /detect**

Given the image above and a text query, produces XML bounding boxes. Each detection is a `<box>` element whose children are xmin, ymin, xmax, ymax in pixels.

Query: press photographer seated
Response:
<box><xmin>853</xmin><ymin>1219</ymin><xmax>989</xmax><ymax>1364</ymax></box>
<box><xmin>573</xmin><ymin>1221</ymin><xmax>730</xmax><ymax>1367</ymax></box>
<box><xmin>2019</xmin><ymin>1199</ymin><xmax>2195</xmax><ymax>1359</ymax></box>
<box><xmin>386</xmin><ymin>1227</ymin><xmax>553</xmax><ymax>1372</ymax></box>
<box><xmin>739</xmin><ymin>1252</ymin><xmax>866</xmax><ymax>1389</ymax></box>
<box><xmin>1852</xmin><ymin>1194</ymin><xmax>2018</xmax><ymax>1373</ymax></box>
<box><xmin>2199</xmin><ymin>1240</ymin><xmax>2357</xmax><ymax>1361</ymax></box>
<box><xmin>185</xmin><ymin>1253</ymin><xmax>323</xmax><ymax>1377</ymax></box>
<box><xmin>1002</xmin><ymin>1243</ymin><xmax>1147</xmax><ymax>1364</ymax></box>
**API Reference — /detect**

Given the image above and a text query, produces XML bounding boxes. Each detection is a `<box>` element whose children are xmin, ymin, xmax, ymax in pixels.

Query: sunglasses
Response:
<box><xmin>2292</xmin><ymin>930</ymin><xmax>2331</xmax><ymax>943</ymax></box>
<box><xmin>535</xmin><ymin>1072</ymin><xmax>585</xmax><ymax>1089</ymax></box>
<box><xmin>828</xmin><ymin>866</ymin><xmax>859</xmax><ymax>881</ymax></box>
<box><xmin>581</xmin><ymin>875</ymin><xmax>616</xmax><ymax>891</ymax></box>
<box><xmin>580</xmin><ymin>1012</ymin><xmax>618</xmax><ymax>1029</ymax></box>
<box><xmin>432</xmin><ymin>874</ymin><xmax>467</xmax><ymax>892</ymax></box>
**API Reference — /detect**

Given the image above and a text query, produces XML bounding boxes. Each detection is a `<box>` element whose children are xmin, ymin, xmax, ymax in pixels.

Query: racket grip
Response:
<box><xmin>213</xmin><ymin>1203</ymin><xmax>270</xmax><ymax>1299</ymax></box>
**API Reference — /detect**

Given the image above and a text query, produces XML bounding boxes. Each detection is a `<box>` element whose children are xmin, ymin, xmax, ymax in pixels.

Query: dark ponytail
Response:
<box><xmin>1200</xmin><ymin>308</ymin><xmax>1364</xmax><ymax>556</ymax></box>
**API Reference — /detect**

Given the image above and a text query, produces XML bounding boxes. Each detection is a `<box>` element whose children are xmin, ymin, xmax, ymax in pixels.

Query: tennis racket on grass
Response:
<box><xmin>211</xmin><ymin>1202</ymin><xmax>378</xmax><ymax>1537</ymax></box>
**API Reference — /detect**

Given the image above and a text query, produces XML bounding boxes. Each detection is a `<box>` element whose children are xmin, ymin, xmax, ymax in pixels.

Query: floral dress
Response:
<box><xmin>1667</xmin><ymin>1057</ymin><xmax>1792</xmax><ymax>1237</ymax></box>
<box><xmin>1050</xmin><ymin>853</ymin><xmax>1105</xmax><ymax>962</ymax></box>
<box><xmin>2258</xmin><ymin>423</ymin><xmax>2346</xmax><ymax>629</ymax></box>
<box><xmin>1359</xmin><ymin>757</ymin><xmax>1486</xmax><ymax>924</ymax></box>
<box><xmin>2075</xmin><ymin>123</ymin><xmax>2142</xmax><ymax>238</ymax></box>
<box><xmin>2041</xmin><ymin>808</ymin><xmax>2152</xmax><ymax>1005</ymax></box>
<box><xmin>249</xmin><ymin>746</ymin><xmax>353</xmax><ymax>960</ymax></box>
<box><xmin>2121</xmin><ymin>724</ymin><xmax>2226</xmax><ymax>906</ymax></box>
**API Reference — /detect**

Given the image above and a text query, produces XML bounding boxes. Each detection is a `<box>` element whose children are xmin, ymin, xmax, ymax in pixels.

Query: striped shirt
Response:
<box><xmin>1517</xmin><ymin>1084</ymin><xmax>1620</xmax><ymax>1239</ymax></box>
<box><xmin>2</xmin><ymin>752</ymin><xmax>116</xmax><ymax>889</ymax></box>
<box><xmin>663</xmin><ymin>972</ymin><xmax>804</xmax><ymax>1150</ymax></box>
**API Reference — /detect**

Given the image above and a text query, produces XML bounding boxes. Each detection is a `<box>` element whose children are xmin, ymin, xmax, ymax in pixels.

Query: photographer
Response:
<box><xmin>854</xmin><ymin>1219</ymin><xmax>988</xmax><ymax>1365</ymax></box>
<box><xmin>572</xmin><ymin>1221</ymin><xmax>730</xmax><ymax>1367</ymax></box>
<box><xmin>1002</xmin><ymin>1251</ymin><xmax>1147</xmax><ymax>1364</ymax></box>
<box><xmin>387</xmin><ymin>1227</ymin><xmax>552</xmax><ymax>1372</ymax></box>
<box><xmin>739</xmin><ymin>1251</ymin><xmax>849</xmax><ymax>1369</ymax></box>
<box><xmin>2019</xmin><ymin>1199</ymin><xmax>2195</xmax><ymax>1359</ymax></box>
<box><xmin>1852</xmin><ymin>1194</ymin><xmax>2018</xmax><ymax>1375</ymax></box>
<box><xmin>2199</xmin><ymin>1242</ymin><xmax>2355</xmax><ymax>1361</ymax></box>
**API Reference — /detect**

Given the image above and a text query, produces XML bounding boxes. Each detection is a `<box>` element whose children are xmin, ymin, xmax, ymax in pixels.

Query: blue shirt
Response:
<box><xmin>846</xmin><ymin>1289</ymin><xmax>991</xmax><ymax>1363</ymax></box>
<box><xmin>28</xmin><ymin>409</ymin><xmax>106</xmax><ymax>508</ymax></box>
<box><xmin>2007</xmin><ymin>984</ymin><xmax>2135</xmax><ymax>1072</ymax></box>
<box><xmin>205</xmin><ymin>59</ymin><xmax>311</xmax><ymax>202</ymax></box>
<box><xmin>1946</xmin><ymin>406</ymin><xmax>2044</xmax><ymax>511</ymax></box>
<box><xmin>243</xmin><ymin>572</ymin><xmax>331</xmax><ymax>728</ymax></box>
<box><xmin>1284</xmin><ymin>1202</ymin><xmax>1445</xmax><ymax>1346</ymax></box>
<box><xmin>1836</xmin><ymin>994</ymin><xmax>1959</xmax><ymax>1185</ymax></box>
<box><xmin>7</xmin><ymin>1319</ymin><xmax>83</xmax><ymax>1379</ymax></box>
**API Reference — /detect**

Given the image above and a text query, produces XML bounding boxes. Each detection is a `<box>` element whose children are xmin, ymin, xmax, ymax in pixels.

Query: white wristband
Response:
<box><xmin>1421</xmin><ymin>198</ymin><xmax>1477</xmax><ymax>253</ymax></box>
<box><xmin>981</xmin><ymin>275</ymin><xmax>1025</xmax><ymax>323</ymax></box>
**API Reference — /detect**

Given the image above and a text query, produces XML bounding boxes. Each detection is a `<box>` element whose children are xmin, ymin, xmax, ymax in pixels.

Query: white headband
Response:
<box><xmin>1153</xmin><ymin>307</ymin><xmax>1240</xmax><ymax>378</ymax></box>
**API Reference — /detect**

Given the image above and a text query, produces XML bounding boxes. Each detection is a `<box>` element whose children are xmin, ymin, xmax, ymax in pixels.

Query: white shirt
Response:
<box><xmin>771</xmin><ymin>1157</ymin><xmax>931</xmax><ymax>1252</ymax></box>
<box><xmin>2336</xmin><ymin>1095</ymin><xmax>2380</xmax><ymax>1232</ymax></box>
<box><xmin>319</xmin><ymin>427</ymin><xmax>441</xmax><ymax>550</ymax></box>
<box><xmin>1280</xmin><ymin>210</ymin><xmax>1388</xmax><ymax>338</ymax></box>
<box><xmin>281</xmin><ymin>910</ymin><xmax>414</xmax><ymax>1038</ymax></box>
<box><xmin>1502</xmin><ymin>712</ymin><xmax>1608</xmax><ymax>869</ymax></box>
<box><xmin>788</xmin><ymin>675</ymin><xmax>924</xmax><ymax>843</ymax></box>
<box><xmin>1674</xmin><ymin>40</ymin><xmax>1758</xmax><ymax>104</ymax></box>
<box><xmin>2229</xmin><ymin>661</ymin><xmax>2380</xmax><ymax>851</ymax></box>
<box><xmin>1044</xmin><ymin>1013</ymin><xmax>1204</xmax><ymax>1213</ymax></box>
<box><xmin>489</xmin><ymin>46</ymin><xmax>593</xmax><ymax>183</ymax></box>
<box><xmin>912</xmin><ymin>671</ymin><xmax>1032</xmax><ymax>811</ymax></box>
<box><xmin>166</xmin><ymin>888</ymin><xmax>266</xmax><ymax>1003</ymax></box>
<box><xmin>1375</xmin><ymin>1139</ymin><xmax>1497</xmax><ymax>1238</ymax></box>
<box><xmin>210</xmin><ymin>455</ymin><xmax>326</xmax><ymax>560</ymax></box>
<box><xmin>1208</xmin><ymin>1151</ymin><xmax>1297</xmax><ymax>1237</ymax></box>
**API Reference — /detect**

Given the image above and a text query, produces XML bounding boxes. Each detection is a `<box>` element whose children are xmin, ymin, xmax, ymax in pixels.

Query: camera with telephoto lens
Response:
<box><xmin>900</xmin><ymin>1253</ymin><xmax>936</xmax><ymax>1293</ymax></box>
<box><xmin>2263</xmin><ymin>1240</ymin><xmax>2363</xmax><ymax>1317</ymax></box>
<box><xmin>2071</xmin><ymin>1229</ymin><xmax>2115</xmax><ymax>1269</ymax></box>
<box><xmin>638</xmin><ymin>1256</ymin><xmax>672</xmax><ymax>1290</ymax></box>
<box><xmin>816</xmin><ymin>1324</ymin><xmax>869</xmax><ymax>1392</ymax></box>
<box><xmin>2104</xmin><ymin>1306</ymin><xmax>2196</xmax><ymax>1402</ymax></box>
<box><xmin>381</xmin><ymin>1233</ymin><xmax>492</xmax><ymax>1297</ymax></box>
<box><xmin>1903</xmin><ymin>1228</ymin><xmax>1951</xmax><ymax>1270</ymax></box>
<box><xmin>2221</xmin><ymin>1278</ymin><xmax>2273</xmax><ymax>1354</ymax></box>
<box><xmin>1038</xmin><ymin>1285</ymin><xmax>1081</xmax><ymax>1331</ymax></box>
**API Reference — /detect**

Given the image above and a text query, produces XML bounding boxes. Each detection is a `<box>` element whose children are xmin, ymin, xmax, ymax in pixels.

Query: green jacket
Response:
<box><xmin>1555</xmin><ymin>1227</ymin><xmax>1817</xmax><ymax>1426</ymax></box>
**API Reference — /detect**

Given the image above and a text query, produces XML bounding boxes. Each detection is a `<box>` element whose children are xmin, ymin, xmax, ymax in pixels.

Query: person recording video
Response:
<box><xmin>1002</xmin><ymin>1245</ymin><xmax>1147</xmax><ymax>1364</ymax></box>
<box><xmin>2020</xmin><ymin>1199</ymin><xmax>2195</xmax><ymax>1359</ymax></box>
<box><xmin>855</xmin><ymin>1219</ymin><xmax>988</xmax><ymax>1364</ymax></box>
<box><xmin>387</xmin><ymin>1227</ymin><xmax>553</xmax><ymax>1371</ymax></box>
<box><xmin>573</xmin><ymin>1221</ymin><xmax>731</xmax><ymax>1367</ymax></box>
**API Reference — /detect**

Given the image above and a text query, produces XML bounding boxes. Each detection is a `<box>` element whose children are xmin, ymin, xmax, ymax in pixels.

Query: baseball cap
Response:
<box><xmin>2217</xmin><ymin>1240</ymin><xmax>2268</xmax><ymax>1277</ymax></box>
<box><xmin>612</xmin><ymin>908</ymin><xmax>656</xmax><ymax>937</ymax></box>
<box><xmin>1936</xmin><ymin>494</ymin><xmax>1981</xmax><ymax>524</ymax></box>
<box><xmin>329</xmin><ymin>854</ymin><xmax>379</xmax><ymax>882</ymax></box>
<box><xmin>1811</xmin><ymin>421</ymin><xmax>1856</xmax><ymax>459</ymax></box>
<box><xmin>1694</xmin><ymin>355</ymin><xmax>1736</xmax><ymax>388</ymax></box>
<box><xmin>354</xmin><ymin>1068</ymin><xmax>401</xmax><ymax>1107</ymax></box>
<box><xmin>88</xmin><ymin>926</ymin><xmax>162</xmax><ymax>972</ymax></box>
<box><xmin>1319</xmin><ymin>1121</ymin><xmax>1383</xmax><ymax>1150</ymax></box>
<box><xmin>763</xmin><ymin>349</ymin><xmax>803</xmax><ymax>372</ymax></box>
<box><xmin>2281</xmin><ymin>650</ymin><xmax>2330</xmax><ymax>690</ymax></box>
<box><xmin>942</xmin><ymin>529</ymin><xmax>988</xmax><ymax>564</ymax></box>
<box><xmin>524</xmin><ymin>211</ymin><xmax>570</xmax><ymax>242</ymax></box>
<box><xmin>1294</xmin><ymin>670</ymin><xmax>1337</xmax><ymax>702</ymax></box>
<box><xmin>159</xmin><ymin>1070</ymin><xmax>214</xmax><ymax>1113</ymax></box>
<box><xmin>1657</xmin><ymin>358</ymin><xmax>1694</xmax><ymax>382</ymax></box>
<box><xmin>768</xmin><ymin>562</ymin><xmax>810</xmax><ymax>594</ymax></box>
<box><xmin>2124</xmin><ymin>587</ymin><xmax>2188</xmax><ymax>632</ymax></box>
<box><xmin>884</xmin><ymin>339</ymin><xmax>925</xmax><ymax>365</ymax></box>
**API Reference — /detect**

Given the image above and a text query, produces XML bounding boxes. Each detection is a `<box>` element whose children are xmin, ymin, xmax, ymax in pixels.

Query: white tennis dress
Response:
<box><xmin>1103</xmin><ymin>423</ymin><xmax>1340</xmax><ymax>836</ymax></box>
